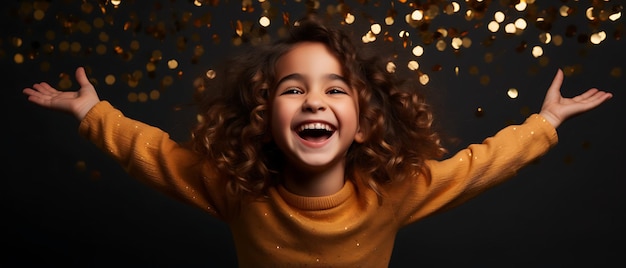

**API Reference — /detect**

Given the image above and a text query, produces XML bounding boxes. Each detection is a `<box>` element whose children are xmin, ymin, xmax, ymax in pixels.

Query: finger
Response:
<box><xmin>576</xmin><ymin>91</ymin><xmax>612</xmax><ymax>111</ymax></box>
<box><xmin>31</xmin><ymin>82</ymin><xmax>58</xmax><ymax>95</ymax></box>
<box><xmin>578</xmin><ymin>89</ymin><xmax>612</xmax><ymax>103</ymax></box>
<box><xmin>544</xmin><ymin>69</ymin><xmax>564</xmax><ymax>101</ymax></box>
<box><xmin>75</xmin><ymin>67</ymin><xmax>91</xmax><ymax>88</ymax></box>
<box><xmin>22</xmin><ymin>87</ymin><xmax>42</xmax><ymax>98</ymax></box>
<box><xmin>571</xmin><ymin>88</ymin><xmax>599</xmax><ymax>102</ymax></box>
<box><xmin>584</xmin><ymin>91</ymin><xmax>613</xmax><ymax>105</ymax></box>
<box><xmin>24</xmin><ymin>92</ymin><xmax>52</xmax><ymax>106</ymax></box>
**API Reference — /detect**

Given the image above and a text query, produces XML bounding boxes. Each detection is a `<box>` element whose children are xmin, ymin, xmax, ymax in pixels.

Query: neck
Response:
<box><xmin>281</xmin><ymin>160</ymin><xmax>346</xmax><ymax>197</ymax></box>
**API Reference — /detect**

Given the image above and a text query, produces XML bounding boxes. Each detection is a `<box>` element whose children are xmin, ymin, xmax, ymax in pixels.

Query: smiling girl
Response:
<box><xmin>23</xmin><ymin>16</ymin><xmax>612</xmax><ymax>267</ymax></box>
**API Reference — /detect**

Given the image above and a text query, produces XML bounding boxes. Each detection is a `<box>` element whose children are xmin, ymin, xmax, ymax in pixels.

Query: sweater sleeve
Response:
<box><xmin>387</xmin><ymin>114</ymin><xmax>558</xmax><ymax>227</ymax></box>
<box><xmin>78</xmin><ymin>101</ymin><xmax>232</xmax><ymax>220</ymax></box>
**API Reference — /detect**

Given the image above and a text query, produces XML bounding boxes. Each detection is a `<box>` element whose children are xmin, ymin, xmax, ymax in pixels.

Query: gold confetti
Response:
<box><xmin>2</xmin><ymin>0</ymin><xmax>622</xmax><ymax>111</ymax></box>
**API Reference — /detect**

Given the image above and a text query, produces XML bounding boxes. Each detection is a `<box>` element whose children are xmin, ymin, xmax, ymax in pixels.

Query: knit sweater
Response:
<box><xmin>79</xmin><ymin>101</ymin><xmax>558</xmax><ymax>267</ymax></box>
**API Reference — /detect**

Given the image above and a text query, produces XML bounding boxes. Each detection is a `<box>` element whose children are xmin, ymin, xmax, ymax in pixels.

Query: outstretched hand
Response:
<box><xmin>539</xmin><ymin>69</ymin><xmax>613</xmax><ymax>128</ymax></box>
<box><xmin>23</xmin><ymin>67</ymin><xmax>100</xmax><ymax>121</ymax></box>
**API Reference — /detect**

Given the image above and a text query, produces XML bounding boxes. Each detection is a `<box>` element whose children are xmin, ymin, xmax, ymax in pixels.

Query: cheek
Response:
<box><xmin>341</xmin><ymin>103</ymin><xmax>361</xmax><ymax>132</ymax></box>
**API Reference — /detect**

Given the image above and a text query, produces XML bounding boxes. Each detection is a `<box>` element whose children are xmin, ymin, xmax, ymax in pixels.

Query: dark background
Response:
<box><xmin>3</xmin><ymin>0</ymin><xmax>624</xmax><ymax>267</ymax></box>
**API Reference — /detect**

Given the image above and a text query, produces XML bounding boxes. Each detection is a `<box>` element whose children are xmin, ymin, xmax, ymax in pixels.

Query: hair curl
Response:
<box><xmin>190</xmin><ymin>15</ymin><xmax>446</xmax><ymax>197</ymax></box>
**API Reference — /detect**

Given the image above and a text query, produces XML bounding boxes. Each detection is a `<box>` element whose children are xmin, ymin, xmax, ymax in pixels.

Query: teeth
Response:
<box><xmin>296</xmin><ymin>123</ymin><xmax>334</xmax><ymax>132</ymax></box>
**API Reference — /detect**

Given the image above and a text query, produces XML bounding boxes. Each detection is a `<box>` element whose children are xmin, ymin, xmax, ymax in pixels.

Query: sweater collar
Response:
<box><xmin>276</xmin><ymin>180</ymin><xmax>355</xmax><ymax>211</ymax></box>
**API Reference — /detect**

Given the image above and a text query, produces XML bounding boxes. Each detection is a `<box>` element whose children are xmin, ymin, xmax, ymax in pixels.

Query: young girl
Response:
<box><xmin>23</xmin><ymin>17</ymin><xmax>612</xmax><ymax>267</ymax></box>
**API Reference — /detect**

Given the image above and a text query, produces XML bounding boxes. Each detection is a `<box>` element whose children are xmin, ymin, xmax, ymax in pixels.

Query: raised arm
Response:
<box><xmin>539</xmin><ymin>69</ymin><xmax>613</xmax><ymax>128</ymax></box>
<box><xmin>23</xmin><ymin>66</ymin><xmax>100</xmax><ymax>121</ymax></box>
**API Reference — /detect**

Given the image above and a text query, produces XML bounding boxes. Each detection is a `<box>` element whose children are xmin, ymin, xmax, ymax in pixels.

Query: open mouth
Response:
<box><xmin>295</xmin><ymin>122</ymin><xmax>336</xmax><ymax>142</ymax></box>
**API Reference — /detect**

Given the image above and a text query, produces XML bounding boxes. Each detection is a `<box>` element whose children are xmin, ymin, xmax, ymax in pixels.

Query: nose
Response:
<box><xmin>302</xmin><ymin>93</ymin><xmax>327</xmax><ymax>112</ymax></box>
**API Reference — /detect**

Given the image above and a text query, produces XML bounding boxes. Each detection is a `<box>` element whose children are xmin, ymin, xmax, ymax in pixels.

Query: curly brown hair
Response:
<box><xmin>190</xmin><ymin>15</ymin><xmax>446</xmax><ymax>197</ymax></box>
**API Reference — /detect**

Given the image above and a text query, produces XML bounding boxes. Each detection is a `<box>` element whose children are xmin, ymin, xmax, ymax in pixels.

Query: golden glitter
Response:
<box><xmin>539</xmin><ymin>32</ymin><xmax>551</xmax><ymax>44</ymax></box>
<box><xmin>418</xmin><ymin>73</ymin><xmax>429</xmax><ymax>85</ymax></box>
<box><xmin>138</xmin><ymin>92</ymin><xmax>149</xmax><ymax>103</ymax></box>
<box><xmin>162</xmin><ymin>75</ymin><xmax>174</xmax><ymax>87</ymax></box>
<box><xmin>435</xmin><ymin>40</ymin><xmax>446</xmax><ymax>51</ymax></box>
<box><xmin>559</xmin><ymin>5</ymin><xmax>572</xmax><ymax>17</ymax></box>
<box><xmin>507</xmin><ymin>88</ymin><xmax>519</xmax><ymax>99</ymax></box>
<box><xmin>385</xmin><ymin>16</ymin><xmax>394</xmax><ymax>25</ymax></box>
<box><xmin>386</xmin><ymin>61</ymin><xmax>396</xmax><ymax>73</ymax></box>
<box><xmin>259</xmin><ymin>16</ymin><xmax>270</xmax><ymax>27</ymax></box>
<box><xmin>412</xmin><ymin>45</ymin><xmax>424</xmax><ymax>56</ymax></box>
<box><xmin>96</xmin><ymin>44</ymin><xmax>107</xmax><ymax>55</ymax></box>
<box><xmin>167</xmin><ymin>59</ymin><xmax>179</xmax><ymax>69</ymax></box>
<box><xmin>411</xmin><ymin>10</ymin><xmax>424</xmax><ymax>21</ymax></box>
<box><xmin>344</xmin><ymin>13</ymin><xmax>355</xmax><ymax>24</ymax></box>
<box><xmin>232</xmin><ymin>36</ymin><xmax>243</xmax><ymax>46</ymax></box>
<box><xmin>59</xmin><ymin>75</ymin><xmax>72</xmax><ymax>90</ymax></box>
<box><xmin>590</xmin><ymin>31</ymin><xmax>607</xmax><ymax>44</ymax></box>
<box><xmin>504</xmin><ymin>23</ymin><xmax>517</xmax><ymax>34</ymax></box>
<box><xmin>196</xmin><ymin>114</ymin><xmax>205</xmax><ymax>123</ymax></box>
<box><xmin>70</xmin><ymin>42</ymin><xmax>82</xmax><ymax>53</ymax></box>
<box><xmin>488</xmin><ymin>21</ymin><xmax>499</xmax><ymax>32</ymax></box>
<box><xmin>436</xmin><ymin>28</ymin><xmax>448</xmax><ymax>38</ymax></box>
<box><xmin>484</xmin><ymin>52</ymin><xmax>493</xmax><ymax>63</ymax></box>
<box><xmin>93</xmin><ymin>17</ymin><xmax>104</xmax><ymax>28</ymax></box>
<box><xmin>150</xmin><ymin>90</ymin><xmax>160</xmax><ymax>100</ymax></box>
<box><xmin>206</xmin><ymin>69</ymin><xmax>217</xmax><ymax>79</ymax></box>
<box><xmin>479</xmin><ymin>75</ymin><xmax>490</xmax><ymax>86</ymax></box>
<box><xmin>362</xmin><ymin>31</ymin><xmax>376</xmax><ymax>43</ymax></box>
<box><xmin>105</xmin><ymin>75</ymin><xmax>116</xmax><ymax>85</ymax></box>
<box><xmin>151</xmin><ymin>50</ymin><xmax>163</xmax><ymax>61</ymax></box>
<box><xmin>128</xmin><ymin>79</ymin><xmax>139</xmax><ymax>88</ymax></box>
<box><xmin>462</xmin><ymin>37</ymin><xmax>472</xmax><ymax>48</ymax></box>
<box><xmin>514</xmin><ymin>18</ymin><xmax>527</xmax><ymax>30</ymax></box>
<box><xmin>609</xmin><ymin>11</ymin><xmax>621</xmax><ymax>21</ymax></box>
<box><xmin>468</xmin><ymin>66</ymin><xmax>479</xmax><ymax>75</ymax></box>
<box><xmin>3</xmin><ymin>0</ymin><xmax>622</xmax><ymax>112</ymax></box>
<box><xmin>98</xmin><ymin>32</ymin><xmax>110</xmax><ymax>42</ymax></box>
<box><xmin>371</xmin><ymin>23</ymin><xmax>382</xmax><ymax>35</ymax></box>
<box><xmin>235</xmin><ymin>20</ymin><xmax>244</xmax><ymax>36</ymax></box>
<box><xmin>494</xmin><ymin>11</ymin><xmax>505</xmax><ymax>23</ymax></box>
<box><xmin>552</xmin><ymin>35</ymin><xmax>564</xmax><ymax>46</ymax></box>
<box><xmin>475</xmin><ymin>107</ymin><xmax>484</xmax><ymax>117</ymax></box>
<box><xmin>12</xmin><ymin>37</ymin><xmax>22</xmax><ymax>48</ymax></box>
<box><xmin>531</xmin><ymin>46</ymin><xmax>543</xmax><ymax>58</ymax></box>
<box><xmin>33</xmin><ymin>9</ymin><xmax>45</xmax><ymax>20</ymax></box>
<box><xmin>130</xmin><ymin>40</ymin><xmax>140</xmax><ymax>51</ymax></box>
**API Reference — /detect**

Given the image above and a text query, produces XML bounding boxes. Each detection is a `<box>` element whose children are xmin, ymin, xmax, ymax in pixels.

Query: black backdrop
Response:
<box><xmin>3</xmin><ymin>1</ymin><xmax>625</xmax><ymax>267</ymax></box>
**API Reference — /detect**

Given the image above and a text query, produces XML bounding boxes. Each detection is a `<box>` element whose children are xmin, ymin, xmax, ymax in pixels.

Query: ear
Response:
<box><xmin>354</xmin><ymin>125</ymin><xmax>365</xmax><ymax>143</ymax></box>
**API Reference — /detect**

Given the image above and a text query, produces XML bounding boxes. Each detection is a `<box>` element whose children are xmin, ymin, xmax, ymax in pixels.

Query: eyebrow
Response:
<box><xmin>276</xmin><ymin>73</ymin><xmax>349</xmax><ymax>88</ymax></box>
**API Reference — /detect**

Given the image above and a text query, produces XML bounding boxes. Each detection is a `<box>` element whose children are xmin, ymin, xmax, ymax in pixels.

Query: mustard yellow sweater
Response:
<box><xmin>79</xmin><ymin>101</ymin><xmax>558</xmax><ymax>267</ymax></box>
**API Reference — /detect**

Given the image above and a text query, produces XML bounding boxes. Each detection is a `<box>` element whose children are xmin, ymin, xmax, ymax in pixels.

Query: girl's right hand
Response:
<box><xmin>23</xmin><ymin>67</ymin><xmax>101</xmax><ymax>121</ymax></box>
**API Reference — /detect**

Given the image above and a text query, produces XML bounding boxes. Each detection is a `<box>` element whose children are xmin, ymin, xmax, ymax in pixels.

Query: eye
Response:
<box><xmin>280</xmin><ymin>87</ymin><xmax>303</xmax><ymax>95</ymax></box>
<box><xmin>327</xmin><ymin>87</ymin><xmax>348</xmax><ymax>95</ymax></box>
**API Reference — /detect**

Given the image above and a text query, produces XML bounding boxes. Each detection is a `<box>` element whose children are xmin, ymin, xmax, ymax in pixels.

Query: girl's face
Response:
<box><xmin>270</xmin><ymin>42</ymin><xmax>364</xmax><ymax>172</ymax></box>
